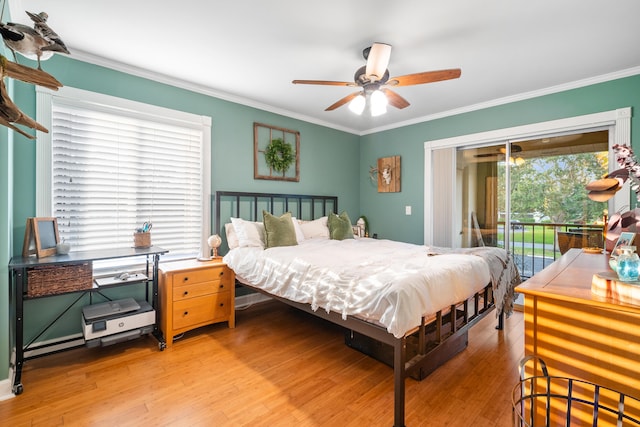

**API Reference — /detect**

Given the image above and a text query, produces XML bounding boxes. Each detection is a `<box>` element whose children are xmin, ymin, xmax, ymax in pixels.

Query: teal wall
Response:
<box><xmin>360</xmin><ymin>74</ymin><xmax>640</xmax><ymax>244</ymax></box>
<box><xmin>12</xmin><ymin>54</ymin><xmax>362</xmax><ymax>254</ymax></box>
<box><xmin>2</xmin><ymin>50</ymin><xmax>639</xmax><ymax>385</ymax></box>
<box><xmin>3</xmin><ymin>54</ymin><xmax>360</xmax><ymax>384</ymax></box>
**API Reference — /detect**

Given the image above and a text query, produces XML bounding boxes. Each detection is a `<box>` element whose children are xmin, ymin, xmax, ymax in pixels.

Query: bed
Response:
<box><xmin>215</xmin><ymin>191</ymin><xmax>520</xmax><ymax>427</ymax></box>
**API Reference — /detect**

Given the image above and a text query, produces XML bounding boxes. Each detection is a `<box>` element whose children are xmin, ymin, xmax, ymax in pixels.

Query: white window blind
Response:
<box><xmin>36</xmin><ymin>86</ymin><xmax>212</xmax><ymax>260</ymax></box>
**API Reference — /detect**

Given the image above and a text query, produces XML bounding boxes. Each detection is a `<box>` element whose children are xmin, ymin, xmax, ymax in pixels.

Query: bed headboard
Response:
<box><xmin>214</xmin><ymin>191</ymin><xmax>338</xmax><ymax>252</ymax></box>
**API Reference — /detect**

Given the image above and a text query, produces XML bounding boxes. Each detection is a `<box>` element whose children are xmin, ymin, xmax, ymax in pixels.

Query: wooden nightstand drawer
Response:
<box><xmin>173</xmin><ymin>280</ymin><xmax>229</xmax><ymax>301</ymax></box>
<box><xmin>173</xmin><ymin>267</ymin><xmax>228</xmax><ymax>286</ymax></box>
<box><xmin>172</xmin><ymin>291</ymin><xmax>231</xmax><ymax>330</ymax></box>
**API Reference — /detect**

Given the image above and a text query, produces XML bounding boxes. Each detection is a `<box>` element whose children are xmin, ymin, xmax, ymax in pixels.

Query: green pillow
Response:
<box><xmin>262</xmin><ymin>211</ymin><xmax>298</xmax><ymax>248</ymax></box>
<box><xmin>328</xmin><ymin>211</ymin><xmax>355</xmax><ymax>240</ymax></box>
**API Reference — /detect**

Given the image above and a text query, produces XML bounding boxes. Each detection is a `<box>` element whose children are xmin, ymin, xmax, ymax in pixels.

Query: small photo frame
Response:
<box><xmin>22</xmin><ymin>217</ymin><xmax>60</xmax><ymax>258</ymax></box>
<box><xmin>612</xmin><ymin>231</ymin><xmax>636</xmax><ymax>257</ymax></box>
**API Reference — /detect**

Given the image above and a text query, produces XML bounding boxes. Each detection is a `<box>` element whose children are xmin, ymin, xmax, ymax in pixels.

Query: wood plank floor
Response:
<box><xmin>0</xmin><ymin>300</ymin><xmax>524</xmax><ymax>426</ymax></box>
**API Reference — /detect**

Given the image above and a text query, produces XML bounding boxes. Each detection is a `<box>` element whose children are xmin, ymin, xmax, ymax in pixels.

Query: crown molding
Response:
<box><xmin>362</xmin><ymin>66</ymin><xmax>640</xmax><ymax>136</ymax></box>
<box><xmin>68</xmin><ymin>49</ymin><xmax>361</xmax><ymax>135</ymax></box>
<box><xmin>29</xmin><ymin>48</ymin><xmax>640</xmax><ymax>138</ymax></box>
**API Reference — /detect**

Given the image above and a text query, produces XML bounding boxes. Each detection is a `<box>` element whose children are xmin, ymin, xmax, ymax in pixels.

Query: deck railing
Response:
<box><xmin>493</xmin><ymin>221</ymin><xmax>605</xmax><ymax>279</ymax></box>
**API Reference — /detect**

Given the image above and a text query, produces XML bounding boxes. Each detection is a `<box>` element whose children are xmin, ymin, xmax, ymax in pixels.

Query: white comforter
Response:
<box><xmin>224</xmin><ymin>238</ymin><xmax>492</xmax><ymax>338</ymax></box>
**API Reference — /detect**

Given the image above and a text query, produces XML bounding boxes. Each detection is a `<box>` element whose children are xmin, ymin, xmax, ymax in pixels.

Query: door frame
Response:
<box><xmin>423</xmin><ymin>107</ymin><xmax>632</xmax><ymax>246</ymax></box>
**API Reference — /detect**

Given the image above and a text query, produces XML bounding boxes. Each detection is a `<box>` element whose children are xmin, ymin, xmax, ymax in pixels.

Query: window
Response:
<box><xmin>36</xmin><ymin>87</ymin><xmax>211</xmax><ymax>260</ymax></box>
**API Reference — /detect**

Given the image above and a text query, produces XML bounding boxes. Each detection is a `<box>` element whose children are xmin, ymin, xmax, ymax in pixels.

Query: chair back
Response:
<box><xmin>557</xmin><ymin>231</ymin><xmax>590</xmax><ymax>254</ymax></box>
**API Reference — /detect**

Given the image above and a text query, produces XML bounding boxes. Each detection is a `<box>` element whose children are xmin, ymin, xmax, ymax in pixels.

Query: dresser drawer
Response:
<box><xmin>172</xmin><ymin>291</ymin><xmax>231</xmax><ymax>330</ymax></box>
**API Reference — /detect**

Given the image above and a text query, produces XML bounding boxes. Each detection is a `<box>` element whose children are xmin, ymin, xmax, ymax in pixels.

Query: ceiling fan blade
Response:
<box><xmin>365</xmin><ymin>42</ymin><xmax>392</xmax><ymax>82</ymax></box>
<box><xmin>382</xmin><ymin>89</ymin><xmax>410</xmax><ymax>109</ymax></box>
<box><xmin>325</xmin><ymin>91</ymin><xmax>361</xmax><ymax>111</ymax></box>
<box><xmin>292</xmin><ymin>79</ymin><xmax>355</xmax><ymax>86</ymax></box>
<box><xmin>386</xmin><ymin>68</ymin><xmax>461</xmax><ymax>87</ymax></box>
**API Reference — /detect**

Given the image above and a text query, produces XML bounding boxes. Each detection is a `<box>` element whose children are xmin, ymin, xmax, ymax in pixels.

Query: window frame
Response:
<box><xmin>35</xmin><ymin>86</ymin><xmax>212</xmax><ymax>261</ymax></box>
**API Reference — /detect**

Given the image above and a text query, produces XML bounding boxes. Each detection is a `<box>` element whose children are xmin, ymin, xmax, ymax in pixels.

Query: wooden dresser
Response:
<box><xmin>515</xmin><ymin>249</ymin><xmax>640</xmax><ymax>419</ymax></box>
<box><xmin>159</xmin><ymin>259</ymin><xmax>235</xmax><ymax>347</ymax></box>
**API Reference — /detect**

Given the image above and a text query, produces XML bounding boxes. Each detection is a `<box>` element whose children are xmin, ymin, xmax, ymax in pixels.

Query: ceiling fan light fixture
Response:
<box><xmin>370</xmin><ymin>89</ymin><xmax>388</xmax><ymax>116</ymax></box>
<box><xmin>365</xmin><ymin>43</ymin><xmax>392</xmax><ymax>82</ymax></box>
<box><xmin>348</xmin><ymin>94</ymin><xmax>366</xmax><ymax>115</ymax></box>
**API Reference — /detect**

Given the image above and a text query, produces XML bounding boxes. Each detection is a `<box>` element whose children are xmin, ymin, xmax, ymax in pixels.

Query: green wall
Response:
<box><xmin>3</xmin><ymin>54</ymin><xmax>360</xmax><ymax>385</ymax></box>
<box><xmin>359</xmin><ymin>74</ymin><xmax>640</xmax><ymax>244</ymax></box>
<box><xmin>12</xmin><ymin>55</ymin><xmax>362</xmax><ymax>252</ymax></box>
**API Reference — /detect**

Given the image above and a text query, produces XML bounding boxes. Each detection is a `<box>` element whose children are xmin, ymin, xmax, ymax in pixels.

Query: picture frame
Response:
<box><xmin>254</xmin><ymin>122</ymin><xmax>300</xmax><ymax>182</ymax></box>
<box><xmin>22</xmin><ymin>217</ymin><xmax>60</xmax><ymax>258</ymax></box>
<box><xmin>611</xmin><ymin>231</ymin><xmax>635</xmax><ymax>257</ymax></box>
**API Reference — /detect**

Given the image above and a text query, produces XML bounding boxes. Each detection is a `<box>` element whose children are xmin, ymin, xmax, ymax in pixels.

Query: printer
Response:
<box><xmin>82</xmin><ymin>298</ymin><xmax>155</xmax><ymax>348</ymax></box>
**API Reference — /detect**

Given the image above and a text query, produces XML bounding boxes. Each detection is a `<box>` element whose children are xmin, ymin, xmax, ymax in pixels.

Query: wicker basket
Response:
<box><xmin>134</xmin><ymin>232</ymin><xmax>151</xmax><ymax>248</ymax></box>
<box><xmin>27</xmin><ymin>262</ymin><xmax>93</xmax><ymax>298</ymax></box>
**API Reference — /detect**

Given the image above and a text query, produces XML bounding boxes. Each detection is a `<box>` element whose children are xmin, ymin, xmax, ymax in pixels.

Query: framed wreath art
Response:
<box><xmin>254</xmin><ymin>122</ymin><xmax>300</xmax><ymax>181</ymax></box>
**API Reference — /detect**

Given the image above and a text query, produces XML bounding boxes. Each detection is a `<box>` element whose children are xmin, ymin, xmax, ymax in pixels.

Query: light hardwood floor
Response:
<box><xmin>0</xmin><ymin>300</ymin><xmax>524</xmax><ymax>426</ymax></box>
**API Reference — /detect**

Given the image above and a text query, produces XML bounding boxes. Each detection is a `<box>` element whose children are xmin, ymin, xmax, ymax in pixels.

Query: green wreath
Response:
<box><xmin>265</xmin><ymin>138</ymin><xmax>294</xmax><ymax>173</ymax></box>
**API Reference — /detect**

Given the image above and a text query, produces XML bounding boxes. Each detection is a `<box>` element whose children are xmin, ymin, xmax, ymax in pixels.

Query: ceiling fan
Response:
<box><xmin>292</xmin><ymin>42</ymin><xmax>461</xmax><ymax>115</ymax></box>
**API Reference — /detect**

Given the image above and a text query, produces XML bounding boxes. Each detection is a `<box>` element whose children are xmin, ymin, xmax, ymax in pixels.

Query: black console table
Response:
<box><xmin>8</xmin><ymin>246</ymin><xmax>168</xmax><ymax>395</ymax></box>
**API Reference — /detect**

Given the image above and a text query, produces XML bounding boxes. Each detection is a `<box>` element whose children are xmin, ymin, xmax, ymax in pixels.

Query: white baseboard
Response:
<box><xmin>235</xmin><ymin>293</ymin><xmax>271</xmax><ymax>309</ymax></box>
<box><xmin>23</xmin><ymin>334</ymin><xmax>85</xmax><ymax>359</ymax></box>
<box><xmin>0</xmin><ymin>373</ymin><xmax>15</xmax><ymax>401</ymax></box>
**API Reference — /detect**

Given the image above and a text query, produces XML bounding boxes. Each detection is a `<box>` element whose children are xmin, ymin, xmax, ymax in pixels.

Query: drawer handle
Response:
<box><xmin>183</xmin><ymin>311</ymin><xmax>189</xmax><ymax>316</ymax></box>
<box><xmin>219</xmin><ymin>271</ymin><xmax>224</xmax><ymax>277</ymax></box>
<box><xmin>219</xmin><ymin>303</ymin><xmax>224</xmax><ymax>307</ymax></box>
<box><xmin>183</xmin><ymin>291</ymin><xmax>189</xmax><ymax>296</ymax></box>
<box><xmin>183</xmin><ymin>277</ymin><xmax>189</xmax><ymax>282</ymax></box>
<box><xmin>219</xmin><ymin>284</ymin><xmax>224</xmax><ymax>289</ymax></box>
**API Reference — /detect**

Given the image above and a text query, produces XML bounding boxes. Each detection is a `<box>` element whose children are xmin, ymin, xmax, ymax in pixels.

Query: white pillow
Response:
<box><xmin>225</xmin><ymin>223</ymin><xmax>239</xmax><ymax>250</ymax></box>
<box><xmin>230</xmin><ymin>217</ymin><xmax>265</xmax><ymax>248</ymax></box>
<box><xmin>291</xmin><ymin>217</ymin><xmax>305</xmax><ymax>243</ymax></box>
<box><xmin>299</xmin><ymin>216</ymin><xmax>329</xmax><ymax>239</ymax></box>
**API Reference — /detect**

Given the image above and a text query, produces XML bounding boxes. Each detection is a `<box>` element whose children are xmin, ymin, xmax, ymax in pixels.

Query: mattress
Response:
<box><xmin>223</xmin><ymin>238</ymin><xmax>494</xmax><ymax>338</ymax></box>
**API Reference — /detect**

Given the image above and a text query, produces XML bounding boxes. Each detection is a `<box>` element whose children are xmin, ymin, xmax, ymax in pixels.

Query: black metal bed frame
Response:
<box><xmin>214</xmin><ymin>191</ymin><xmax>502</xmax><ymax>427</ymax></box>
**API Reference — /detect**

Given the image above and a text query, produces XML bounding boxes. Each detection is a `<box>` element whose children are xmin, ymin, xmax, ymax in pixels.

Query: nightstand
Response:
<box><xmin>158</xmin><ymin>259</ymin><xmax>235</xmax><ymax>347</ymax></box>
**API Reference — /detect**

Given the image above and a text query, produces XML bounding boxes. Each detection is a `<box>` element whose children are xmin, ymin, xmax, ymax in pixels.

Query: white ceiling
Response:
<box><xmin>7</xmin><ymin>0</ymin><xmax>640</xmax><ymax>135</ymax></box>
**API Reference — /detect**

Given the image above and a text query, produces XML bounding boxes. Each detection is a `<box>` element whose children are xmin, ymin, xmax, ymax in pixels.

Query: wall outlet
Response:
<box><xmin>405</xmin><ymin>206</ymin><xmax>412</xmax><ymax>215</ymax></box>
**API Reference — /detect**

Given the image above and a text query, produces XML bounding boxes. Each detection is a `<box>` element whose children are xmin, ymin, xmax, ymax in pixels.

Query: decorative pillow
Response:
<box><xmin>291</xmin><ymin>217</ymin><xmax>305</xmax><ymax>243</ymax></box>
<box><xmin>230</xmin><ymin>217</ymin><xmax>265</xmax><ymax>248</ymax></box>
<box><xmin>225</xmin><ymin>222</ymin><xmax>239</xmax><ymax>250</ymax></box>
<box><xmin>263</xmin><ymin>211</ymin><xmax>298</xmax><ymax>248</ymax></box>
<box><xmin>299</xmin><ymin>216</ymin><xmax>329</xmax><ymax>239</ymax></box>
<box><xmin>328</xmin><ymin>211</ymin><xmax>355</xmax><ymax>240</ymax></box>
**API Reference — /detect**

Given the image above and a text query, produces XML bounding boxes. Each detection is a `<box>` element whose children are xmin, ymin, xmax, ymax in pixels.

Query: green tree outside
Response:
<box><xmin>498</xmin><ymin>151</ymin><xmax>608</xmax><ymax>224</ymax></box>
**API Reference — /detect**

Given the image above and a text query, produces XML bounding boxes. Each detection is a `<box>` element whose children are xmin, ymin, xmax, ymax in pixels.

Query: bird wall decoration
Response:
<box><xmin>0</xmin><ymin>9</ymin><xmax>66</xmax><ymax>139</ymax></box>
<box><xmin>0</xmin><ymin>10</ymin><xmax>69</xmax><ymax>70</ymax></box>
<box><xmin>0</xmin><ymin>55</ymin><xmax>63</xmax><ymax>139</ymax></box>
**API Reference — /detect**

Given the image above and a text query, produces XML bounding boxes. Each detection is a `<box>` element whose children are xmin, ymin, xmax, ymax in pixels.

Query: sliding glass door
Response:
<box><xmin>456</xmin><ymin>144</ymin><xmax>506</xmax><ymax>248</ymax></box>
<box><xmin>456</xmin><ymin>131</ymin><xmax>609</xmax><ymax>278</ymax></box>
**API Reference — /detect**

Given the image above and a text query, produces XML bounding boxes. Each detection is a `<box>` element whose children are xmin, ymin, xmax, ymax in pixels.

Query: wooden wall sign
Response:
<box><xmin>22</xmin><ymin>217</ymin><xmax>60</xmax><ymax>258</ymax></box>
<box><xmin>377</xmin><ymin>156</ymin><xmax>401</xmax><ymax>193</ymax></box>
